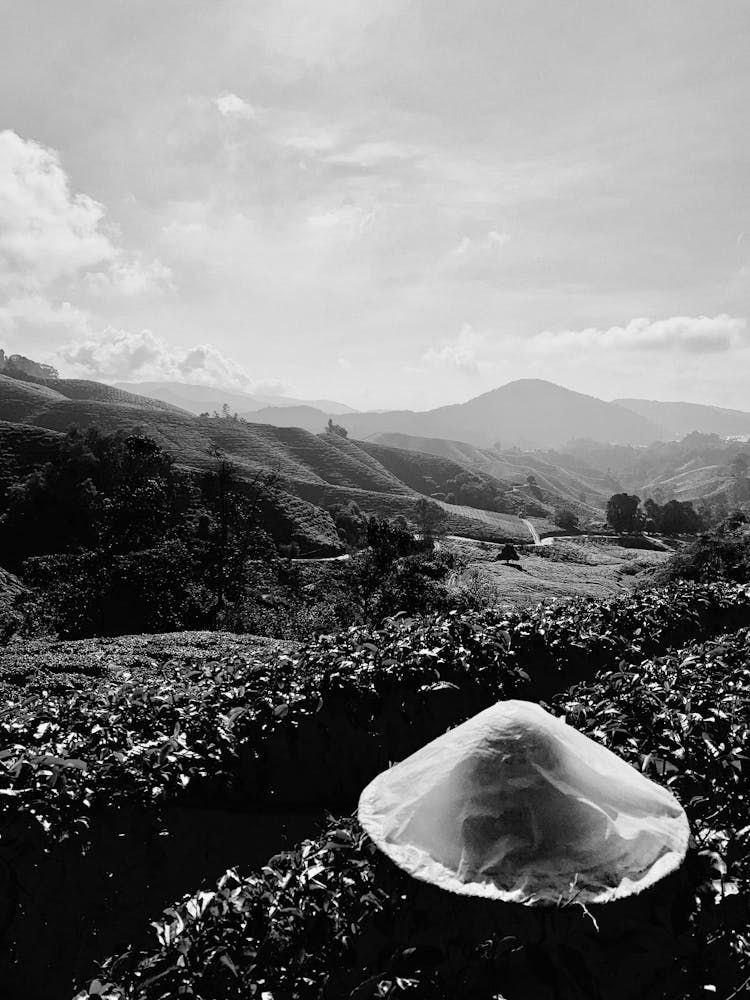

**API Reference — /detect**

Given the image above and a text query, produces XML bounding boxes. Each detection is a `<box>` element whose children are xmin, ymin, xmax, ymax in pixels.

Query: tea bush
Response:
<box><xmin>76</xmin><ymin>625</ymin><xmax>750</xmax><ymax>999</ymax></box>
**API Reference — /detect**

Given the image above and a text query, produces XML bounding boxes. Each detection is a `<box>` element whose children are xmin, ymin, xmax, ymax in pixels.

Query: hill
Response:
<box><xmin>563</xmin><ymin>436</ymin><xmax>750</xmax><ymax>512</ymax></box>
<box><xmin>372</xmin><ymin>432</ymin><xmax>615</xmax><ymax>522</ymax></box>
<box><xmin>614</xmin><ymin>397</ymin><xmax>750</xmax><ymax>439</ymax></box>
<box><xmin>0</xmin><ymin>373</ymin><xmax>67</xmax><ymax>421</ymax></box>
<box><xmin>355</xmin><ymin>439</ymin><xmax>515</xmax><ymax>511</ymax></box>
<box><xmin>241</xmin><ymin>404</ymin><xmax>331</xmax><ymax>432</ymax></box>
<box><xmin>0</xmin><ymin>375</ymin><xmax>545</xmax><ymax>544</ymax></box>
<box><xmin>342</xmin><ymin>379</ymin><xmax>664</xmax><ymax>448</ymax></box>
<box><xmin>114</xmin><ymin>380</ymin><xmax>356</xmax><ymax>416</ymax></box>
<box><xmin>44</xmin><ymin>378</ymin><xmax>187</xmax><ymax>412</ymax></box>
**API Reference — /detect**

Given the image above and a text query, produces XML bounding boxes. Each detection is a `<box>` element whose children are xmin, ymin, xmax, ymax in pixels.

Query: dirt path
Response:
<box><xmin>521</xmin><ymin>518</ymin><xmax>541</xmax><ymax>544</ymax></box>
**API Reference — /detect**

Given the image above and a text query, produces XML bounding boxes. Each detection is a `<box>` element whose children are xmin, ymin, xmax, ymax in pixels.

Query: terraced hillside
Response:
<box><xmin>374</xmin><ymin>432</ymin><xmax>613</xmax><ymax>521</ymax></box>
<box><xmin>0</xmin><ymin>374</ymin><xmax>67</xmax><ymax>421</ymax></box>
<box><xmin>0</xmin><ymin>373</ymin><xmax>551</xmax><ymax>544</ymax></box>
<box><xmin>39</xmin><ymin>378</ymin><xmax>187</xmax><ymax>412</ymax></box>
<box><xmin>356</xmin><ymin>439</ymin><xmax>513</xmax><ymax>507</ymax></box>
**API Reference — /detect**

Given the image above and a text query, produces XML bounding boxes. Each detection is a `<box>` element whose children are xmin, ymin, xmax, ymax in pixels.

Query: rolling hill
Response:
<box><xmin>371</xmin><ymin>432</ymin><xmax>616</xmax><ymax>521</ymax></box>
<box><xmin>0</xmin><ymin>372</ymin><xmax>550</xmax><ymax>544</ymax></box>
<box><xmin>614</xmin><ymin>398</ymin><xmax>750</xmax><ymax>439</ymax></box>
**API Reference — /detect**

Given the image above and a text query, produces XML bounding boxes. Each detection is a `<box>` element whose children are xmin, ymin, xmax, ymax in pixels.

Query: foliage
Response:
<box><xmin>412</xmin><ymin>498</ymin><xmax>447</xmax><ymax>542</ymax></box>
<box><xmin>328</xmin><ymin>501</ymin><xmax>368</xmax><ymax>549</ymax></box>
<box><xmin>1</xmin><ymin>581</ymin><xmax>749</xmax><ymax>860</ymax></box>
<box><xmin>343</xmin><ymin>516</ymin><xmax>455</xmax><ymax>621</ymax></box>
<box><xmin>553</xmin><ymin>507</ymin><xmax>579</xmax><ymax>532</ymax></box>
<box><xmin>554</xmin><ymin>630</ymin><xmax>750</xmax><ymax>998</ymax></box>
<box><xmin>606</xmin><ymin>492</ymin><xmax>643</xmax><ymax>534</ymax></box>
<box><xmin>497</xmin><ymin>543</ymin><xmax>520</xmax><ymax>564</ymax></box>
<box><xmin>654</xmin><ymin>524</ymin><xmax>750</xmax><ymax>586</ymax></box>
<box><xmin>0</xmin><ymin>427</ymin><xmax>194</xmax><ymax>569</ymax></box>
<box><xmin>644</xmin><ymin>498</ymin><xmax>704</xmax><ymax>536</ymax></box>
<box><xmin>0</xmin><ymin>350</ymin><xmax>59</xmax><ymax>379</ymax></box>
<box><xmin>77</xmin><ymin>625</ymin><xmax>750</xmax><ymax>1000</ymax></box>
<box><xmin>22</xmin><ymin>543</ymin><xmax>205</xmax><ymax>639</ymax></box>
<box><xmin>325</xmin><ymin>418</ymin><xmax>348</xmax><ymax>438</ymax></box>
<box><xmin>0</xmin><ymin>429</ymin><xmax>279</xmax><ymax>637</ymax></box>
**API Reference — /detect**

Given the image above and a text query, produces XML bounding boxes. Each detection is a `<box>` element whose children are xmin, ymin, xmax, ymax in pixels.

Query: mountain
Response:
<box><xmin>614</xmin><ymin>398</ymin><xmax>750</xmax><ymax>439</ymax></box>
<box><xmin>241</xmin><ymin>405</ymin><xmax>330</xmax><ymax>433</ymax></box>
<box><xmin>0</xmin><ymin>371</ymin><xmax>553</xmax><ymax>545</ymax></box>
<box><xmin>113</xmin><ymin>381</ymin><xmax>356</xmax><ymax>416</ymax></box>
<box><xmin>342</xmin><ymin>379</ymin><xmax>664</xmax><ymax>449</ymax></box>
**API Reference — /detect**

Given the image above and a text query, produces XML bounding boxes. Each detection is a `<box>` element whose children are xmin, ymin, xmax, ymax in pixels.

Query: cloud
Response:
<box><xmin>307</xmin><ymin>203</ymin><xmax>376</xmax><ymax>240</ymax></box>
<box><xmin>85</xmin><ymin>257</ymin><xmax>174</xmax><ymax>296</ymax></box>
<box><xmin>212</xmin><ymin>91</ymin><xmax>259</xmax><ymax>122</ymax></box>
<box><xmin>0</xmin><ymin>130</ymin><xmax>174</xmax><ymax>317</ymax></box>
<box><xmin>441</xmin><ymin>229</ymin><xmax>510</xmax><ymax>276</ymax></box>
<box><xmin>0</xmin><ymin>130</ymin><xmax>117</xmax><ymax>291</ymax></box>
<box><xmin>56</xmin><ymin>328</ymin><xmax>265</xmax><ymax>390</ymax></box>
<box><xmin>421</xmin><ymin>325</ymin><xmax>496</xmax><ymax>376</ymax></box>
<box><xmin>533</xmin><ymin>314</ymin><xmax>748</xmax><ymax>355</ymax></box>
<box><xmin>0</xmin><ymin>294</ymin><xmax>90</xmax><ymax>337</ymax></box>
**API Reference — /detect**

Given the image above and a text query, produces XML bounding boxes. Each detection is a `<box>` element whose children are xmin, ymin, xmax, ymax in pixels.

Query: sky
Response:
<box><xmin>0</xmin><ymin>0</ymin><xmax>749</xmax><ymax>411</ymax></box>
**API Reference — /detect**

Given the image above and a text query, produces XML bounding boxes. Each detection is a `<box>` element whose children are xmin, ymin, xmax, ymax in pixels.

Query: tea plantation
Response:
<box><xmin>1</xmin><ymin>581</ymin><xmax>749</xmax><ymax>998</ymax></box>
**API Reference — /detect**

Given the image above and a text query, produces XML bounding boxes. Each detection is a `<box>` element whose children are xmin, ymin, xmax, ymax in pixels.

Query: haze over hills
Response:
<box><xmin>3</xmin><ymin>365</ymin><xmax>748</xmax><ymax>537</ymax></box>
<box><xmin>99</xmin><ymin>377</ymin><xmax>750</xmax><ymax>449</ymax></box>
<box><xmin>614</xmin><ymin>398</ymin><xmax>750</xmax><ymax>440</ymax></box>
<box><xmin>113</xmin><ymin>381</ymin><xmax>356</xmax><ymax>417</ymax></box>
<box><xmin>0</xmin><ymin>369</ymin><xmax>559</xmax><ymax>546</ymax></box>
<box><xmin>341</xmin><ymin>379</ymin><xmax>663</xmax><ymax>449</ymax></box>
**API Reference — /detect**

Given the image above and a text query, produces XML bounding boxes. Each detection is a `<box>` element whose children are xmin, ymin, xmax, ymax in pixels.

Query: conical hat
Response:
<box><xmin>358</xmin><ymin>700</ymin><xmax>689</xmax><ymax>905</ymax></box>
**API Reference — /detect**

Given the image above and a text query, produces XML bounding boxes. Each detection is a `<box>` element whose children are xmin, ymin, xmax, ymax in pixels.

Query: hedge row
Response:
<box><xmin>2</xmin><ymin>582</ymin><xmax>750</xmax><ymax>853</ymax></box>
<box><xmin>76</xmin><ymin>626</ymin><xmax>750</xmax><ymax>1000</ymax></box>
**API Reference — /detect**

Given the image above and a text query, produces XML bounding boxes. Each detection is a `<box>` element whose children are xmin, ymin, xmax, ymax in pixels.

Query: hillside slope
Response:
<box><xmin>0</xmin><ymin>382</ymin><xmax>541</xmax><ymax>543</ymax></box>
<box><xmin>372</xmin><ymin>432</ymin><xmax>614</xmax><ymax>521</ymax></box>
<box><xmin>615</xmin><ymin>397</ymin><xmax>750</xmax><ymax>439</ymax></box>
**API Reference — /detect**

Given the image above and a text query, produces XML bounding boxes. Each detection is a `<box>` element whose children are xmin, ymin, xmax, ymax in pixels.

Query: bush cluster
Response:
<box><xmin>77</xmin><ymin>625</ymin><xmax>750</xmax><ymax>1000</ymax></box>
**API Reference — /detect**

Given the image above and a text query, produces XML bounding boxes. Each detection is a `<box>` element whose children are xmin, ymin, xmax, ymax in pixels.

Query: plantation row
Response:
<box><xmin>2</xmin><ymin>581</ymin><xmax>749</xmax><ymax>850</ymax></box>
<box><xmin>2</xmin><ymin>582</ymin><xmax>750</xmax><ymax>997</ymax></box>
<box><xmin>75</xmin><ymin>625</ymin><xmax>750</xmax><ymax>1000</ymax></box>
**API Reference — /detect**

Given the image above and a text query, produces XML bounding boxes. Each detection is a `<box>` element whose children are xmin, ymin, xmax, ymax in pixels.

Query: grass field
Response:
<box><xmin>447</xmin><ymin>535</ymin><xmax>672</xmax><ymax>609</ymax></box>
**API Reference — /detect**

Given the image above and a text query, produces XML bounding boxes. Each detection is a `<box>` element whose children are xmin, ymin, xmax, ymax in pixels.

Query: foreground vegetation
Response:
<box><xmin>2</xmin><ymin>580</ymin><xmax>750</xmax><ymax>997</ymax></box>
<box><xmin>68</xmin><ymin>619</ymin><xmax>750</xmax><ymax>1000</ymax></box>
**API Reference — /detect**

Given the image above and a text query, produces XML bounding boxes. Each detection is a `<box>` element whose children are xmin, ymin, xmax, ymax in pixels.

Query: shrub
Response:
<box><xmin>79</xmin><ymin>626</ymin><xmax>750</xmax><ymax>1000</ymax></box>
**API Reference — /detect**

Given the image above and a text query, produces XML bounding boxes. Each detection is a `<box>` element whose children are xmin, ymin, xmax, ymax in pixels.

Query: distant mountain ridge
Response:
<box><xmin>614</xmin><ymin>398</ymin><xmax>750</xmax><ymax>439</ymax></box>
<box><xmin>113</xmin><ymin>381</ymin><xmax>356</xmax><ymax>416</ymax></box>
<box><xmin>341</xmin><ymin>379</ymin><xmax>663</xmax><ymax>449</ymax></box>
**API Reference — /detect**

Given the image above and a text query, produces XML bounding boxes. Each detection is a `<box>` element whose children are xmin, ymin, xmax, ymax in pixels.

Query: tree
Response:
<box><xmin>326</xmin><ymin>418</ymin><xmax>348</xmax><ymax>438</ymax></box>
<box><xmin>553</xmin><ymin>508</ymin><xmax>579</xmax><ymax>533</ymax></box>
<box><xmin>644</xmin><ymin>497</ymin><xmax>704</xmax><ymax>536</ymax></box>
<box><xmin>197</xmin><ymin>458</ymin><xmax>276</xmax><ymax>622</ymax></box>
<box><xmin>606</xmin><ymin>493</ymin><xmax>643</xmax><ymax>534</ymax></box>
<box><xmin>413</xmin><ymin>498</ymin><xmax>447</xmax><ymax>546</ymax></box>
<box><xmin>731</xmin><ymin>453</ymin><xmax>749</xmax><ymax>479</ymax></box>
<box><xmin>0</xmin><ymin>427</ymin><xmax>193</xmax><ymax>568</ymax></box>
<box><xmin>329</xmin><ymin>501</ymin><xmax>368</xmax><ymax>549</ymax></box>
<box><xmin>497</xmin><ymin>543</ymin><xmax>520</xmax><ymax>565</ymax></box>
